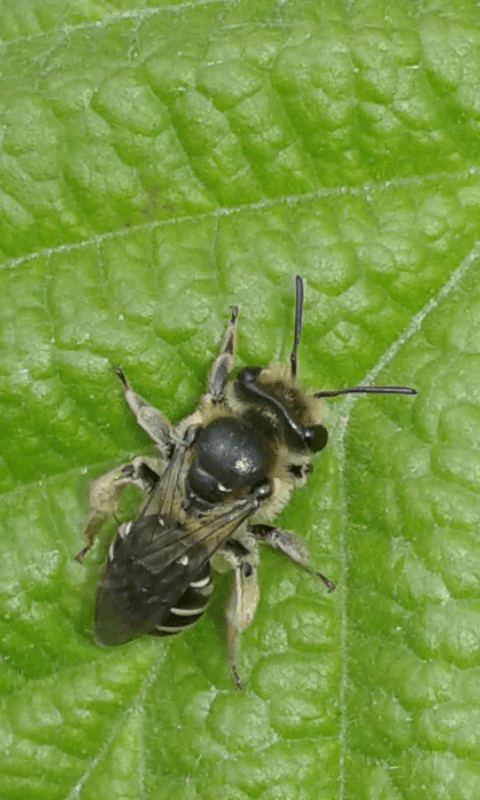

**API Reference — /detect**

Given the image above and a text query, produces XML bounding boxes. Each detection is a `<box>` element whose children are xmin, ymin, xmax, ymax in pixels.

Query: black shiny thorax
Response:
<box><xmin>186</xmin><ymin>416</ymin><xmax>273</xmax><ymax>507</ymax></box>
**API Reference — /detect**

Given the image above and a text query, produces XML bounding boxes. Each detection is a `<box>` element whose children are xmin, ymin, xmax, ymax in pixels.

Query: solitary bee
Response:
<box><xmin>77</xmin><ymin>276</ymin><xmax>416</xmax><ymax>687</ymax></box>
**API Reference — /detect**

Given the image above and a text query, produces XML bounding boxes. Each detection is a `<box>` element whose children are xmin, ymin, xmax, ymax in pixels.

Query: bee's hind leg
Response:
<box><xmin>213</xmin><ymin>537</ymin><xmax>259</xmax><ymax>689</ymax></box>
<box><xmin>76</xmin><ymin>456</ymin><xmax>161</xmax><ymax>562</ymax></box>
<box><xmin>206</xmin><ymin>306</ymin><xmax>238</xmax><ymax>402</ymax></box>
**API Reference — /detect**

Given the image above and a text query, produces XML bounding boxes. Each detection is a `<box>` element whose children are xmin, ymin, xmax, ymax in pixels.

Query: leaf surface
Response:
<box><xmin>1</xmin><ymin>1</ymin><xmax>480</xmax><ymax>798</ymax></box>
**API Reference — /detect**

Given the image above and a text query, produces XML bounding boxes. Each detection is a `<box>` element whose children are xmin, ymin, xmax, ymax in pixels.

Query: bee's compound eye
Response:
<box><xmin>303</xmin><ymin>424</ymin><xmax>328</xmax><ymax>453</ymax></box>
<box><xmin>237</xmin><ymin>366</ymin><xmax>263</xmax><ymax>385</ymax></box>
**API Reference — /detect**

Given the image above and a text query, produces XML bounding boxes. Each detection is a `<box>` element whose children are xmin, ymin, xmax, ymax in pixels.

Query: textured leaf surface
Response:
<box><xmin>1</xmin><ymin>1</ymin><xmax>480</xmax><ymax>799</ymax></box>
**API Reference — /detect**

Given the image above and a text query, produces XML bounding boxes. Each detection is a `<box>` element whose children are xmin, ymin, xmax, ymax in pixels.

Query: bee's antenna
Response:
<box><xmin>290</xmin><ymin>274</ymin><xmax>304</xmax><ymax>378</ymax></box>
<box><xmin>315</xmin><ymin>385</ymin><xmax>417</xmax><ymax>398</ymax></box>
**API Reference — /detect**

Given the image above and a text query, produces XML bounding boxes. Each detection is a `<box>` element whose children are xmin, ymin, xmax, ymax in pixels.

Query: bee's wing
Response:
<box><xmin>94</xmin><ymin>494</ymin><xmax>256</xmax><ymax>645</ymax></box>
<box><xmin>94</xmin><ymin>514</ymin><xmax>213</xmax><ymax>645</ymax></box>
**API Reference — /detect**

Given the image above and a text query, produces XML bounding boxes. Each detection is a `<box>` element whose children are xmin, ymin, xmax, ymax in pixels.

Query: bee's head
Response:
<box><xmin>234</xmin><ymin>365</ymin><xmax>329</xmax><ymax>454</ymax></box>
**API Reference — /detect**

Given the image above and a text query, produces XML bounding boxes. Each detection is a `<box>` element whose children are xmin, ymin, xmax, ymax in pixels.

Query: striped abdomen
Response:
<box><xmin>152</xmin><ymin>563</ymin><xmax>213</xmax><ymax>636</ymax></box>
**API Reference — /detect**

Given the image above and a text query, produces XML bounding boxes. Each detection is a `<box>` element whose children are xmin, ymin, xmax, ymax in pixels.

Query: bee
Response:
<box><xmin>77</xmin><ymin>276</ymin><xmax>416</xmax><ymax>688</ymax></box>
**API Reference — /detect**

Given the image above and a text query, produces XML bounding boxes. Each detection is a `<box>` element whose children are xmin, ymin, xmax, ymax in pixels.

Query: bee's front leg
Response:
<box><xmin>76</xmin><ymin>456</ymin><xmax>161</xmax><ymax>562</ymax></box>
<box><xmin>114</xmin><ymin>367</ymin><xmax>173</xmax><ymax>457</ymax></box>
<box><xmin>206</xmin><ymin>306</ymin><xmax>238</xmax><ymax>402</ymax></box>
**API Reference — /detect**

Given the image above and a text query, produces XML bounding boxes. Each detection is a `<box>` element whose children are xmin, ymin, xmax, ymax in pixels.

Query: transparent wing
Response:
<box><xmin>95</xmin><ymin>514</ymin><xmax>210</xmax><ymax>645</ymax></box>
<box><xmin>95</xmin><ymin>490</ymin><xmax>261</xmax><ymax>646</ymax></box>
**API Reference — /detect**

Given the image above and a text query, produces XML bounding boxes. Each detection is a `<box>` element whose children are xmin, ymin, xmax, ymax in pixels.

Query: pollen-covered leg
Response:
<box><xmin>206</xmin><ymin>306</ymin><xmax>238</xmax><ymax>402</ymax></box>
<box><xmin>226</xmin><ymin>559</ymin><xmax>260</xmax><ymax>689</ymax></box>
<box><xmin>76</xmin><ymin>456</ymin><xmax>161</xmax><ymax>562</ymax></box>
<box><xmin>215</xmin><ymin>538</ymin><xmax>259</xmax><ymax>688</ymax></box>
<box><xmin>250</xmin><ymin>523</ymin><xmax>335</xmax><ymax>592</ymax></box>
<box><xmin>114</xmin><ymin>367</ymin><xmax>173</xmax><ymax>456</ymax></box>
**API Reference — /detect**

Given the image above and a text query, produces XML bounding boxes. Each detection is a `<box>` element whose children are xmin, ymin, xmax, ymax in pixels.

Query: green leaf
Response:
<box><xmin>1</xmin><ymin>1</ymin><xmax>480</xmax><ymax>798</ymax></box>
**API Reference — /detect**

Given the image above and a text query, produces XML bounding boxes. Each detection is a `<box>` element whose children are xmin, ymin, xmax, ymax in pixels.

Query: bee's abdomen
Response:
<box><xmin>152</xmin><ymin>564</ymin><xmax>213</xmax><ymax>636</ymax></box>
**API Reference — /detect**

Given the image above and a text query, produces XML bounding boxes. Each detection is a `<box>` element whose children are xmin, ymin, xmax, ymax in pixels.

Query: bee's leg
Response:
<box><xmin>213</xmin><ymin>538</ymin><xmax>259</xmax><ymax>688</ymax></box>
<box><xmin>76</xmin><ymin>456</ymin><xmax>161</xmax><ymax>562</ymax></box>
<box><xmin>249</xmin><ymin>524</ymin><xmax>336</xmax><ymax>592</ymax></box>
<box><xmin>114</xmin><ymin>367</ymin><xmax>173</xmax><ymax>457</ymax></box>
<box><xmin>206</xmin><ymin>306</ymin><xmax>238</xmax><ymax>402</ymax></box>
